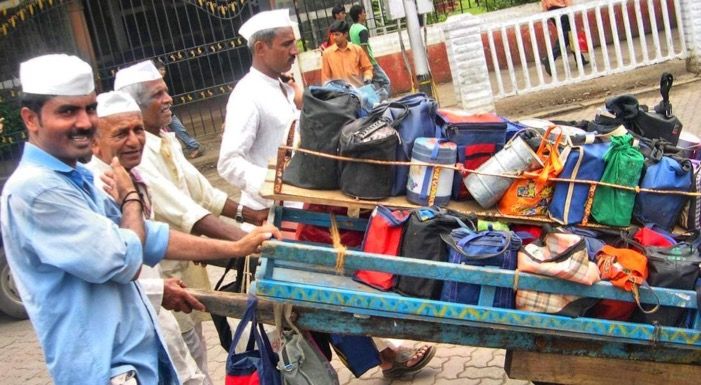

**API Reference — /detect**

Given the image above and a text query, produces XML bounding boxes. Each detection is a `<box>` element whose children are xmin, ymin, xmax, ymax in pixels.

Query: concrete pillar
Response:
<box><xmin>680</xmin><ymin>0</ymin><xmax>701</xmax><ymax>73</ymax></box>
<box><xmin>441</xmin><ymin>13</ymin><xmax>495</xmax><ymax>113</ymax></box>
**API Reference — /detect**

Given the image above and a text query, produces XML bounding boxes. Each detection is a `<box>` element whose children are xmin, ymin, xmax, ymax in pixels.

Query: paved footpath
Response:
<box><xmin>1</xmin><ymin>78</ymin><xmax>700</xmax><ymax>385</ymax></box>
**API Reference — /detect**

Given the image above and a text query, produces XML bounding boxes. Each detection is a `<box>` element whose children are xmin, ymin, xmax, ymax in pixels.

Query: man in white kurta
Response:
<box><xmin>115</xmin><ymin>60</ymin><xmax>269</xmax><ymax>382</ymax></box>
<box><xmin>218</xmin><ymin>10</ymin><xmax>302</xmax><ymax>223</ymax></box>
<box><xmin>85</xmin><ymin>91</ymin><xmax>208</xmax><ymax>385</ymax></box>
<box><xmin>216</xmin><ymin>9</ymin><xmax>436</xmax><ymax>378</ymax></box>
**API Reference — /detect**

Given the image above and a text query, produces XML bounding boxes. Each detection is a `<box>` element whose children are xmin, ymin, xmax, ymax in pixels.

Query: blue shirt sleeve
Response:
<box><xmin>143</xmin><ymin>220</ymin><xmax>170</xmax><ymax>267</ymax></box>
<box><xmin>17</xmin><ymin>185</ymin><xmax>144</xmax><ymax>284</ymax></box>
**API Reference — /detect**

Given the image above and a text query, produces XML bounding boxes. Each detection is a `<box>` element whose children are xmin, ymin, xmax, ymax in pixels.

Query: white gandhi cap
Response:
<box><xmin>239</xmin><ymin>9</ymin><xmax>296</xmax><ymax>41</ymax></box>
<box><xmin>97</xmin><ymin>91</ymin><xmax>141</xmax><ymax>118</ymax></box>
<box><xmin>20</xmin><ymin>54</ymin><xmax>94</xmax><ymax>96</ymax></box>
<box><xmin>114</xmin><ymin>60</ymin><xmax>162</xmax><ymax>91</ymax></box>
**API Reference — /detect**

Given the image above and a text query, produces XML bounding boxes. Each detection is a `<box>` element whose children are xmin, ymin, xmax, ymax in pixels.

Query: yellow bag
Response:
<box><xmin>498</xmin><ymin>127</ymin><xmax>565</xmax><ymax>216</ymax></box>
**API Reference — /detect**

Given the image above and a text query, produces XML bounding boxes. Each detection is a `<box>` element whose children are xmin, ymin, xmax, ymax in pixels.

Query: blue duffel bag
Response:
<box><xmin>440</xmin><ymin>227</ymin><xmax>521</xmax><ymax>309</ymax></box>
<box><xmin>634</xmin><ymin>155</ymin><xmax>692</xmax><ymax>230</ymax></box>
<box><xmin>389</xmin><ymin>93</ymin><xmax>439</xmax><ymax>196</ymax></box>
<box><xmin>549</xmin><ymin>141</ymin><xmax>610</xmax><ymax>225</ymax></box>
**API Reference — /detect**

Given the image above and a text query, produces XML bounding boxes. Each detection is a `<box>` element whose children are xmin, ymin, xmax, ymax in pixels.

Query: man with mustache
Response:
<box><xmin>114</xmin><ymin>60</ymin><xmax>269</xmax><ymax>382</ymax></box>
<box><xmin>218</xmin><ymin>9</ymin><xmax>436</xmax><ymax>379</ymax></box>
<box><xmin>1</xmin><ymin>54</ymin><xmax>279</xmax><ymax>385</ymax></box>
<box><xmin>218</xmin><ymin>9</ymin><xmax>303</xmax><ymax>229</ymax></box>
<box><xmin>85</xmin><ymin>90</ymin><xmax>209</xmax><ymax>385</ymax></box>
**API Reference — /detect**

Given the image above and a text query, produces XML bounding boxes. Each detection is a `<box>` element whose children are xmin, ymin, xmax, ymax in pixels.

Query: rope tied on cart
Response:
<box><xmin>277</xmin><ymin>145</ymin><xmax>701</xmax><ymax>197</ymax></box>
<box><xmin>329</xmin><ymin>213</ymin><xmax>347</xmax><ymax>274</ymax></box>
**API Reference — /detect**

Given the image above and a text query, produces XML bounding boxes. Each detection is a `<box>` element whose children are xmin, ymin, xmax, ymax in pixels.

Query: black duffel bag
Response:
<box><xmin>283</xmin><ymin>86</ymin><xmax>360</xmax><ymax>189</ymax></box>
<box><xmin>394</xmin><ymin>207</ymin><xmax>474</xmax><ymax>300</ymax></box>
<box><xmin>605</xmin><ymin>73</ymin><xmax>682</xmax><ymax>145</ymax></box>
<box><xmin>625</xmin><ymin>233</ymin><xmax>701</xmax><ymax>327</ymax></box>
<box><xmin>338</xmin><ymin>103</ymin><xmax>407</xmax><ymax>200</ymax></box>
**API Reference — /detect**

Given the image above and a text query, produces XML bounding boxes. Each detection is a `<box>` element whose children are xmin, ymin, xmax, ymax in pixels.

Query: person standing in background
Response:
<box><xmin>540</xmin><ymin>0</ymin><xmax>589</xmax><ymax>76</ymax></box>
<box><xmin>320</xmin><ymin>4</ymin><xmax>348</xmax><ymax>51</ymax></box>
<box><xmin>321</xmin><ymin>20</ymin><xmax>374</xmax><ymax>87</ymax></box>
<box><xmin>349</xmin><ymin>4</ymin><xmax>391</xmax><ymax>96</ymax></box>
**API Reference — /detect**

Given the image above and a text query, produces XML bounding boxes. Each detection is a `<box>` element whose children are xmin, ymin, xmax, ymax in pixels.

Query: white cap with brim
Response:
<box><xmin>97</xmin><ymin>91</ymin><xmax>141</xmax><ymax>118</ymax></box>
<box><xmin>114</xmin><ymin>60</ymin><xmax>162</xmax><ymax>91</ymax></box>
<box><xmin>239</xmin><ymin>9</ymin><xmax>296</xmax><ymax>41</ymax></box>
<box><xmin>20</xmin><ymin>54</ymin><xmax>94</xmax><ymax>96</ymax></box>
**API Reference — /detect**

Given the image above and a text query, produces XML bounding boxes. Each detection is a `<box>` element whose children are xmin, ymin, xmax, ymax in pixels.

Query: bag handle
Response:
<box><xmin>228</xmin><ymin>296</ymin><xmax>259</xmax><ymax>356</ymax></box>
<box><xmin>440</xmin><ymin>228</ymin><xmax>512</xmax><ymax>261</ymax></box>
<box><xmin>274</xmin><ymin>303</ymin><xmax>307</xmax><ymax>374</ymax></box>
<box><xmin>522</xmin><ymin>233</ymin><xmax>586</xmax><ymax>263</ymax></box>
<box><xmin>632</xmin><ymin>281</ymin><xmax>661</xmax><ymax>314</ymax></box>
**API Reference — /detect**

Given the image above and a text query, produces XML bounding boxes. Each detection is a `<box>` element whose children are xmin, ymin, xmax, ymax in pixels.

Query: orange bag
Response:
<box><xmin>590</xmin><ymin>245</ymin><xmax>653</xmax><ymax>320</ymax></box>
<box><xmin>498</xmin><ymin>127</ymin><xmax>565</xmax><ymax>216</ymax></box>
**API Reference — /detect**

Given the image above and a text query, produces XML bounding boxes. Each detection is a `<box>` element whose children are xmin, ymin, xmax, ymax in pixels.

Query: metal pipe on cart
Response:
<box><xmin>402</xmin><ymin>0</ymin><xmax>433</xmax><ymax>96</ymax></box>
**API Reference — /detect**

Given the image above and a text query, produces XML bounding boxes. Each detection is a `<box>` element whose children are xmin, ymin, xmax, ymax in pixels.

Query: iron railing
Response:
<box><xmin>0</xmin><ymin>0</ymin><xmax>263</xmax><ymax>180</ymax></box>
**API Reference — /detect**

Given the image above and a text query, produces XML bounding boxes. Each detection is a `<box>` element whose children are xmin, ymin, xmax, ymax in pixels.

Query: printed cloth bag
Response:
<box><xmin>436</xmin><ymin>110</ymin><xmax>507</xmax><ymax>200</ymax></box>
<box><xmin>591</xmin><ymin>134</ymin><xmax>644</xmax><ymax>226</ymax></box>
<box><xmin>499</xmin><ymin>127</ymin><xmax>565</xmax><ymax>216</ymax></box>
<box><xmin>678</xmin><ymin>159</ymin><xmax>701</xmax><ymax>230</ymax></box>
<box><xmin>516</xmin><ymin>232</ymin><xmax>600</xmax><ymax>315</ymax></box>
<box><xmin>440</xmin><ymin>227</ymin><xmax>521</xmax><ymax>308</ymax></box>
<box><xmin>354</xmin><ymin>206</ymin><xmax>411</xmax><ymax>291</ymax></box>
<box><xmin>274</xmin><ymin>304</ymin><xmax>339</xmax><ymax>385</ymax></box>
<box><xmin>226</xmin><ymin>297</ymin><xmax>282</xmax><ymax>385</ymax></box>
<box><xmin>589</xmin><ymin>245</ymin><xmax>650</xmax><ymax>321</ymax></box>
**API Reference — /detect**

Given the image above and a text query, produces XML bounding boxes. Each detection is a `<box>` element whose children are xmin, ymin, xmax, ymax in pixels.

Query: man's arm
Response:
<box><xmin>107</xmin><ymin>156</ymin><xmax>145</xmax><ymax>244</ymax></box>
<box><xmin>165</xmin><ymin>223</ymin><xmax>281</xmax><ymax>261</ymax></box>
<box><xmin>220</xmin><ymin>198</ymin><xmax>268</xmax><ymax>226</ymax></box>
<box><xmin>321</xmin><ymin>53</ymin><xmax>332</xmax><ymax>84</ymax></box>
<box><xmin>218</xmin><ymin>96</ymin><xmax>269</xmax><ymax>198</ymax></box>
<box><xmin>358</xmin><ymin>48</ymin><xmax>374</xmax><ymax>83</ymax></box>
<box><xmin>358</xmin><ymin>29</ymin><xmax>372</xmax><ymax>60</ymax></box>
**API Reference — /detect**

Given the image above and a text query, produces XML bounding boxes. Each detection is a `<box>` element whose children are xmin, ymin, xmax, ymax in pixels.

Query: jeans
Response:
<box><xmin>169</xmin><ymin>114</ymin><xmax>201</xmax><ymax>151</ymax></box>
<box><xmin>372</xmin><ymin>64</ymin><xmax>391</xmax><ymax>98</ymax></box>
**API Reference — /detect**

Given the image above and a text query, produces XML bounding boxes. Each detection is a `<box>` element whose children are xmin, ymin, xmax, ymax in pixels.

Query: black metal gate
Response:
<box><xmin>0</xmin><ymin>0</ymin><xmax>263</xmax><ymax>181</ymax></box>
<box><xmin>85</xmin><ymin>0</ymin><xmax>264</xmax><ymax>138</ymax></box>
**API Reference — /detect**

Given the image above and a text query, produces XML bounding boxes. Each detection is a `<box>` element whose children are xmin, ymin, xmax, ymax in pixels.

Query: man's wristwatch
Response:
<box><xmin>235</xmin><ymin>204</ymin><xmax>244</xmax><ymax>223</ymax></box>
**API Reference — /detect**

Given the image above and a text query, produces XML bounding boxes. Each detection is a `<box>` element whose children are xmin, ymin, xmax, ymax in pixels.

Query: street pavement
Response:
<box><xmin>2</xmin><ymin>75</ymin><xmax>700</xmax><ymax>385</ymax></box>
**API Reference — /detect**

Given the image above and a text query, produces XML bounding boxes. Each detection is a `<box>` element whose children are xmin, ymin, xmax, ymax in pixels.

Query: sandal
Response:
<box><xmin>382</xmin><ymin>345</ymin><xmax>436</xmax><ymax>378</ymax></box>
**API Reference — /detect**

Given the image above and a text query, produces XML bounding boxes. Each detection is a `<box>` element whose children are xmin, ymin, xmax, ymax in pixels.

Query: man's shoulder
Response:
<box><xmin>3</xmin><ymin>163</ymin><xmax>62</xmax><ymax>197</ymax></box>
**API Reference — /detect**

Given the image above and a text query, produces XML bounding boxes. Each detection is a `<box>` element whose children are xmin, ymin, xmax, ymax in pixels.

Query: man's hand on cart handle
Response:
<box><xmin>236</xmin><ymin>224</ymin><xmax>282</xmax><ymax>256</ymax></box>
<box><xmin>162</xmin><ymin>278</ymin><xmax>206</xmax><ymax>313</ymax></box>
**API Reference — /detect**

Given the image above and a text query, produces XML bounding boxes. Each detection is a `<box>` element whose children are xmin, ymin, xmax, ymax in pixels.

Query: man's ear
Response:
<box><xmin>20</xmin><ymin>107</ymin><xmax>40</xmax><ymax>137</ymax></box>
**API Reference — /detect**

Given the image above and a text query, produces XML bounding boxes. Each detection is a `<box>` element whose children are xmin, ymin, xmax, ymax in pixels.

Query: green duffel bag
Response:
<box><xmin>591</xmin><ymin>134</ymin><xmax>644</xmax><ymax>226</ymax></box>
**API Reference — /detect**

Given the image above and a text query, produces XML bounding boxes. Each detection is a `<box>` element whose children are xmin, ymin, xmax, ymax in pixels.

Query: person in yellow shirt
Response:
<box><xmin>320</xmin><ymin>20</ymin><xmax>373</xmax><ymax>87</ymax></box>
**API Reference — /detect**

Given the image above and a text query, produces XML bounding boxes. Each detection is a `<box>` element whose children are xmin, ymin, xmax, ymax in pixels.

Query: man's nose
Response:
<box><xmin>125</xmin><ymin>130</ymin><xmax>140</xmax><ymax>146</ymax></box>
<box><xmin>163</xmin><ymin>92</ymin><xmax>173</xmax><ymax>105</ymax></box>
<box><xmin>75</xmin><ymin>109</ymin><xmax>93</xmax><ymax>129</ymax></box>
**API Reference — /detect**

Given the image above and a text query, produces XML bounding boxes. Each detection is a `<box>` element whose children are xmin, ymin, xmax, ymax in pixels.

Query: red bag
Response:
<box><xmin>295</xmin><ymin>204</ymin><xmax>364</xmax><ymax>247</ymax></box>
<box><xmin>353</xmin><ymin>206</ymin><xmax>411</xmax><ymax>290</ymax></box>
<box><xmin>577</xmin><ymin>31</ymin><xmax>589</xmax><ymax>53</ymax></box>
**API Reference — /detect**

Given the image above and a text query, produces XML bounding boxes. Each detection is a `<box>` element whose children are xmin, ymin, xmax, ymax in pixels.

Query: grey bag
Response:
<box><xmin>275</xmin><ymin>304</ymin><xmax>340</xmax><ymax>385</ymax></box>
<box><xmin>283</xmin><ymin>86</ymin><xmax>360</xmax><ymax>189</ymax></box>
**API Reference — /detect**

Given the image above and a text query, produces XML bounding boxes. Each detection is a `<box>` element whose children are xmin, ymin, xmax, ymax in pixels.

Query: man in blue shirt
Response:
<box><xmin>0</xmin><ymin>54</ymin><xmax>279</xmax><ymax>385</ymax></box>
